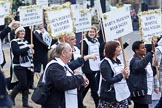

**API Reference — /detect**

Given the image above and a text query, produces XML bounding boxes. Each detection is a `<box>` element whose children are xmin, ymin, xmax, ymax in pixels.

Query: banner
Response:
<box><xmin>36</xmin><ymin>0</ymin><xmax>48</xmax><ymax>8</ymax></box>
<box><xmin>45</xmin><ymin>2</ymin><xmax>74</xmax><ymax>38</ymax></box>
<box><xmin>0</xmin><ymin>2</ymin><xmax>5</xmax><ymax>26</ymax></box>
<box><xmin>19</xmin><ymin>5</ymin><xmax>43</xmax><ymax>27</ymax></box>
<box><xmin>72</xmin><ymin>8</ymin><xmax>92</xmax><ymax>33</ymax></box>
<box><xmin>4</xmin><ymin>2</ymin><xmax>10</xmax><ymax>16</ymax></box>
<box><xmin>139</xmin><ymin>9</ymin><xmax>162</xmax><ymax>41</ymax></box>
<box><xmin>102</xmin><ymin>7</ymin><xmax>133</xmax><ymax>41</ymax></box>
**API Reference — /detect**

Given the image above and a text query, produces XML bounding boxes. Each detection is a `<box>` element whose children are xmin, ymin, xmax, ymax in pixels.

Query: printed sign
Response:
<box><xmin>103</xmin><ymin>7</ymin><xmax>133</xmax><ymax>41</ymax></box>
<box><xmin>72</xmin><ymin>9</ymin><xmax>92</xmax><ymax>33</ymax></box>
<box><xmin>36</xmin><ymin>0</ymin><xmax>48</xmax><ymax>8</ymax></box>
<box><xmin>4</xmin><ymin>2</ymin><xmax>10</xmax><ymax>16</ymax></box>
<box><xmin>139</xmin><ymin>9</ymin><xmax>162</xmax><ymax>41</ymax></box>
<box><xmin>19</xmin><ymin>5</ymin><xmax>43</xmax><ymax>27</ymax></box>
<box><xmin>45</xmin><ymin>6</ymin><xmax>74</xmax><ymax>38</ymax></box>
<box><xmin>0</xmin><ymin>2</ymin><xmax>5</xmax><ymax>26</ymax></box>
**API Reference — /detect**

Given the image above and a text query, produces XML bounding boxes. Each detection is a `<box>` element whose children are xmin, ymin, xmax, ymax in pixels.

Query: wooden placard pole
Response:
<box><xmin>81</xmin><ymin>32</ymin><xmax>84</xmax><ymax>57</ymax></box>
<box><xmin>100</xmin><ymin>19</ymin><xmax>106</xmax><ymax>42</ymax></box>
<box><xmin>117</xmin><ymin>0</ymin><xmax>127</xmax><ymax>67</ymax></box>
<box><xmin>152</xmin><ymin>43</ymin><xmax>160</xmax><ymax>80</ymax></box>
<box><xmin>30</xmin><ymin>26</ymin><xmax>33</xmax><ymax>44</ymax></box>
<box><xmin>118</xmin><ymin>37</ymin><xmax>127</xmax><ymax>67</ymax></box>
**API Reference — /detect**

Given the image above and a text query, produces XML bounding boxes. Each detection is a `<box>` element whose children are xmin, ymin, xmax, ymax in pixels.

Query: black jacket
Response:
<box><xmin>127</xmin><ymin>52</ymin><xmax>155</xmax><ymax>104</ymax></box>
<box><xmin>99</xmin><ymin>58</ymin><xmax>123</xmax><ymax>101</ymax></box>
<box><xmin>0</xmin><ymin>26</ymin><xmax>11</xmax><ymax>67</ymax></box>
<box><xmin>33</xmin><ymin>31</ymin><xmax>49</xmax><ymax>64</ymax></box>
<box><xmin>10</xmin><ymin>39</ymin><xmax>30</xmax><ymax>64</ymax></box>
<box><xmin>81</xmin><ymin>36</ymin><xmax>102</xmax><ymax>74</ymax></box>
<box><xmin>0</xmin><ymin>71</ymin><xmax>13</xmax><ymax>107</ymax></box>
<box><xmin>0</xmin><ymin>26</ymin><xmax>11</xmax><ymax>40</ymax></box>
<box><xmin>42</xmin><ymin>58</ymin><xmax>85</xmax><ymax>108</ymax></box>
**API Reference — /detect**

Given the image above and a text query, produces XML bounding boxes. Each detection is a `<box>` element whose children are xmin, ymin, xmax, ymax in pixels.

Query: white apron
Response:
<box><xmin>104</xmin><ymin>58</ymin><xmax>130</xmax><ymax>102</ymax></box>
<box><xmin>43</xmin><ymin>59</ymin><xmax>78</xmax><ymax>108</ymax></box>
<box><xmin>73</xmin><ymin>46</ymin><xmax>82</xmax><ymax>75</ymax></box>
<box><xmin>64</xmin><ymin>65</ymin><xmax>78</xmax><ymax>108</ymax></box>
<box><xmin>145</xmin><ymin>63</ymin><xmax>153</xmax><ymax>95</ymax></box>
<box><xmin>84</xmin><ymin>38</ymin><xmax>100</xmax><ymax>71</ymax></box>
<box><xmin>0</xmin><ymin>40</ymin><xmax>4</xmax><ymax>64</ymax></box>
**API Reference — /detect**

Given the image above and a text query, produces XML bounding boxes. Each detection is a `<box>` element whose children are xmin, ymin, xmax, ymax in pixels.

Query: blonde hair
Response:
<box><xmin>86</xmin><ymin>25</ymin><xmax>98</xmax><ymax>38</ymax></box>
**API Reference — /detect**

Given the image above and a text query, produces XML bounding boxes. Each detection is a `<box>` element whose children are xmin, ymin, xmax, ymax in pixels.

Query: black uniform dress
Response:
<box><xmin>10</xmin><ymin>38</ymin><xmax>33</xmax><ymax>107</ymax></box>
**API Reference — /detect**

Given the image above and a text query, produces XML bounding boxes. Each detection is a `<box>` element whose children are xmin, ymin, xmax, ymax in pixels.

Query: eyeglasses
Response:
<box><xmin>70</xmin><ymin>38</ymin><xmax>76</xmax><ymax>40</ymax></box>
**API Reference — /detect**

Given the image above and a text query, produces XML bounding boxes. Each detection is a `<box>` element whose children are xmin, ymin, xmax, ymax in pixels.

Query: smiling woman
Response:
<box><xmin>10</xmin><ymin>26</ymin><xmax>34</xmax><ymax>108</ymax></box>
<box><xmin>127</xmin><ymin>41</ymin><xmax>155</xmax><ymax>108</ymax></box>
<box><xmin>98</xmin><ymin>41</ymin><xmax>130</xmax><ymax>108</ymax></box>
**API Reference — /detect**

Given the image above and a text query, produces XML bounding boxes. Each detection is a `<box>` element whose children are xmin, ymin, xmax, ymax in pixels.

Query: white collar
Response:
<box><xmin>55</xmin><ymin>57</ymin><xmax>66</xmax><ymax>67</ymax></box>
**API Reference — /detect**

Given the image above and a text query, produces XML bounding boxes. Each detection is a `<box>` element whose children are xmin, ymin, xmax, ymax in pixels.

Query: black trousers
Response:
<box><xmin>34</xmin><ymin>60</ymin><xmax>47</xmax><ymax>73</ymax></box>
<box><xmin>78</xmin><ymin>88</ymin><xmax>84</xmax><ymax>108</ymax></box>
<box><xmin>83</xmin><ymin>72</ymin><xmax>99</xmax><ymax>108</ymax></box>
<box><xmin>134</xmin><ymin>102</ymin><xmax>149</xmax><ymax>108</ymax></box>
<box><xmin>13</xmin><ymin>66</ymin><xmax>32</xmax><ymax>91</ymax></box>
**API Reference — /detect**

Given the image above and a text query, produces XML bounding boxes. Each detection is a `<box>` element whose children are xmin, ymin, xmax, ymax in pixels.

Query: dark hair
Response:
<box><xmin>105</xmin><ymin>41</ymin><xmax>120</xmax><ymax>59</ymax></box>
<box><xmin>132</xmin><ymin>41</ymin><xmax>144</xmax><ymax>52</ymax></box>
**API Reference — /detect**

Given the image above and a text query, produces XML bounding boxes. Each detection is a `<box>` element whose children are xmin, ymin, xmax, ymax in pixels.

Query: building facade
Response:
<box><xmin>110</xmin><ymin>0</ymin><xmax>161</xmax><ymax>12</ymax></box>
<box><xmin>13</xmin><ymin>0</ymin><xmax>162</xmax><ymax>12</ymax></box>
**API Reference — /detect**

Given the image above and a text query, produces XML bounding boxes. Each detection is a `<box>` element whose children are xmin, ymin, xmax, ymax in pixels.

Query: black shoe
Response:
<box><xmin>83</xmin><ymin>105</ymin><xmax>87</xmax><ymax>108</ymax></box>
<box><xmin>13</xmin><ymin>102</ymin><xmax>15</xmax><ymax>106</ymax></box>
<box><xmin>128</xmin><ymin>98</ymin><xmax>132</xmax><ymax>105</ymax></box>
<box><xmin>29</xmin><ymin>85</ymin><xmax>36</xmax><ymax>90</ymax></box>
<box><xmin>10</xmin><ymin>95</ymin><xmax>15</xmax><ymax>106</ymax></box>
<box><xmin>23</xmin><ymin>104</ymin><xmax>33</xmax><ymax>108</ymax></box>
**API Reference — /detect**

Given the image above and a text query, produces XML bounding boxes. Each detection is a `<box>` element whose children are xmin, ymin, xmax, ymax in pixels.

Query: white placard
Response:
<box><xmin>19</xmin><ymin>6</ymin><xmax>43</xmax><ymax>27</ymax></box>
<box><xmin>71</xmin><ymin>4</ymin><xmax>80</xmax><ymax>15</ymax></box>
<box><xmin>45</xmin><ymin>7</ymin><xmax>74</xmax><ymax>38</ymax></box>
<box><xmin>36</xmin><ymin>0</ymin><xmax>48</xmax><ymax>8</ymax></box>
<box><xmin>139</xmin><ymin>10</ymin><xmax>162</xmax><ymax>41</ymax></box>
<box><xmin>4</xmin><ymin>2</ymin><xmax>10</xmax><ymax>16</ymax></box>
<box><xmin>103</xmin><ymin>7</ymin><xmax>133</xmax><ymax>41</ymax></box>
<box><xmin>0</xmin><ymin>3</ymin><xmax>5</xmax><ymax>26</ymax></box>
<box><xmin>73</xmin><ymin>10</ymin><xmax>92</xmax><ymax>33</ymax></box>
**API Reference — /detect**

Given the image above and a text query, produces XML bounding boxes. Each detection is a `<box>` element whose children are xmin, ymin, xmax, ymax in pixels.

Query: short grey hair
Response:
<box><xmin>48</xmin><ymin>42</ymin><xmax>71</xmax><ymax>61</ymax></box>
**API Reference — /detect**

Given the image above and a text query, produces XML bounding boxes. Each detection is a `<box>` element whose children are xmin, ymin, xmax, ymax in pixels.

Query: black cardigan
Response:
<box><xmin>99</xmin><ymin>58</ymin><xmax>123</xmax><ymax>101</ymax></box>
<box><xmin>42</xmin><ymin>58</ymin><xmax>84</xmax><ymax>108</ymax></box>
<box><xmin>0</xmin><ymin>26</ymin><xmax>11</xmax><ymax>40</ymax></box>
<box><xmin>33</xmin><ymin>31</ymin><xmax>49</xmax><ymax>64</ymax></box>
<box><xmin>10</xmin><ymin>39</ymin><xmax>30</xmax><ymax>64</ymax></box>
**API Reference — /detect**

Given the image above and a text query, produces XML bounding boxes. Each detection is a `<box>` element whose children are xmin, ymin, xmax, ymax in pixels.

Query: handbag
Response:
<box><xmin>31</xmin><ymin>60</ymin><xmax>57</xmax><ymax>105</ymax></box>
<box><xmin>31</xmin><ymin>75</ymin><xmax>48</xmax><ymax>105</ymax></box>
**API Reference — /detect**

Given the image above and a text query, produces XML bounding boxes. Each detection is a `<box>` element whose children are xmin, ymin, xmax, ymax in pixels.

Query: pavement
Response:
<box><xmin>2</xmin><ymin>31</ymin><xmax>141</xmax><ymax>108</ymax></box>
